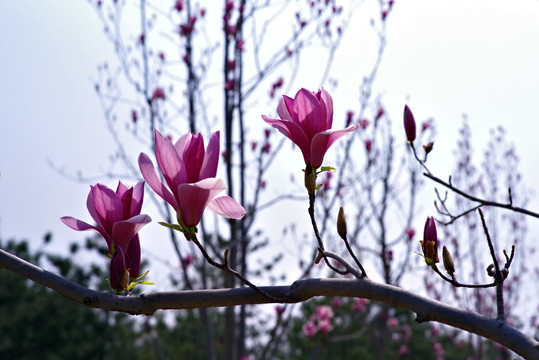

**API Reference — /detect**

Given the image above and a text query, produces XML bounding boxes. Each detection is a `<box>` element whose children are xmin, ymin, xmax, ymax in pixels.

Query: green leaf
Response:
<box><xmin>318</xmin><ymin>166</ymin><xmax>337</xmax><ymax>174</ymax></box>
<box><xmin>159</xmin><ymin>222</ymin><xmax>183</xmax><ymax>232</ymax></box>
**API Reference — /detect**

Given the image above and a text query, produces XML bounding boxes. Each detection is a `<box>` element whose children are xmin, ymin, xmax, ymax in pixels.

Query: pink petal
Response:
<box><xmin>207</xmin><ymin>196</ymin><xmax>246</xmax><ymax>220</ymax></box>
<box><xmin>61</xmin><ymin>216</ymin><xmax>111</xmax><ymax>249</ymax></box>
<box><xmin>126</xmin><ymin>235</ymin><xmax>141</xmax><ymax>278</ymax></box>
<box><xmin>174</xmin><ymin>132</ymin><xmax>192</xmax><ymax>151</ymax></box>
<box><xmin>155</xmin><ymin>130</ymin><xmax>187</xmax><ymax>194</ymax></box>
<box><xmin>293</xmin><ymin>89</ymin><xmax>326</xmax><ymax>139</ymax></box>
<box><xmin>182</xmin><ymin>133</ymin><xmax>205</xmax><ymax>183</ymax></box>
<box><xmin>130</xmin><ymin>181</ymin><xmax>145</xmax><ymax>216</ymax></box>
<box><xmin>317</xmin><ymin>88</ymin><xmax>333</xmax><ymax>129</ymax></box>
<box><xmin>138</xmin><ymin>152</ymin><xmax>179</xmax><ymax>209</ymax></box>
<box><xmin>91</xmin><ymin>184</ymin><xmax>124</xmax><ymax>234</ymax></box>
<box><xmin>262</xmin><ymin>116</ymin><xmax>311</xmax><ymax>164</ymax></box>
<box><xmin>61</xmin><ymin>216</ymin><xmax>98</xmax><ymax>232</ymax></box>
<box><xmin>116</xmin><ymin>181</ymin><xmax>129</xmax><ymax>197</ymax></box>
<box><xmin>282</xmin><ymin>95</ymin><xmax>297</xmax><ymax>122</ymax></box>
<box><xmin>109</xmin><ymin>246</ymin><xmax>127</xmax><ymax>290</ymax></box>
<box><xmin>176</xmin><ymin>178</ymin><xmax>227</xmax><ymax>227</ymax></box>
<box><xmin>309</xmin><ymin>124</ymin><xmax>359</xmax><ymax>168</ymax></box>
<box><xmin>111</xmin><ymin>214</ymin><xmax>152</xmax><ymax>252</ymax></box>
<box><xmin>86</xmin><ymin>187</ymin><xmax>103</xmax><ymax>230</ymax></box>
<box><xmin>277</xmin><ymin>98</ymin><xmax>293</xmax><ymax>121</ymax></box>
<box><xmin>199</xmin><ymin>131</ymin><xmax>219</xmax><ymax>179</ymax></box>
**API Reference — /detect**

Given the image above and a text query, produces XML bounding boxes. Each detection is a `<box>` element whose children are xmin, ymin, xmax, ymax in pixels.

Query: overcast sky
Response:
<box><xmin>1</xmin><ymin>1</ymin><xmax>539</xmax><ymax>297</ymax></box>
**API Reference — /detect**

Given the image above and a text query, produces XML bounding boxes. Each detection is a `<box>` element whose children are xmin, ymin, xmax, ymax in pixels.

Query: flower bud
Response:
<box><xmin>337</xmin><ymin>206</ymin><xmax>347</xmax><ymax>240</ymax></box>
<box><xmin>110</xmin><ymin>247</ymin><xmax>130</xmax><ymax>291</ymax></box>
<box><xmin>420</xmin><ymin>216</ymin><xmax>439</xmax><ymax>265</ymax></box>
<box><xmin>304</xmin><ymin>162</ymin><xmax>317</xmax><ymax>194</ymax></box>
<box><xmin>423</xmin><ymin>141</ymin><xmax>434</xmax><ymax>155</ymax></box>
<box><xmin>403</xmin><ymin>105</ymin><xmax>416</xmax><ymax>143</ymax></box>
<box><xmin>442</xmin><ymin>246</ymin><xmax>455</xmax><ymax>276</ymax></box>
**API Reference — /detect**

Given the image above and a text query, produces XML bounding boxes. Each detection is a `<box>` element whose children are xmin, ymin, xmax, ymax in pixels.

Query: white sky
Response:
<box><xmin>1</xmin><ymin>0</ymin><xmax>539</xmax><ymax>309</ymax></box>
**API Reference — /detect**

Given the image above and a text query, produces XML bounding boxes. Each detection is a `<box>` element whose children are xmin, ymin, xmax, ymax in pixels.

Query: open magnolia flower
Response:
<box><xmin>262</xmin><ymin>88</ymin><xmax>359</xmax><ymax>169</ymax></box>
<box><xmin>61</xmin><ymin>181</ymin><xmax>151</xmax><ymax>290</ymax></box>
<box><xmin>138</xmin><ymin>130</ymin><xmax>246</xmax><ymax>229</ymax></box>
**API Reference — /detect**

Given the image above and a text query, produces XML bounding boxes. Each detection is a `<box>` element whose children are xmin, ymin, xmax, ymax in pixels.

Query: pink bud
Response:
<box><xmin>275</xmin><ymin>305</ymin><xmax>285</xmax><ymax>316</ymax></box>
<box><xmin>359</xmin><ymin>118</ymin><xmax>369</xmax><ymax>129</ymax></box>
<box><xmin>131</xmin><ymin>110</ymin><xmax>138</xmax><ymax>123</ymax></box>
<box><xmin>403</xmin><ymin>105</ymin><xmax>416</xmax><ymax>142</ymax></box>
<box><xmin>236</xmin><ymin>39</ymin><xmax>245</xmax><ymax>51</ymax></box>
<box><xmin>346</xmin><ymin>110</ymin><xmax>354</xmax><ymax>127</ymax></box>
<box><xmin>376</xmin><ymin>106</ymin><xmax>385</xmax><ymax>120</ymax></box>
<box><xmin>182</xmin><ymin>254</ymin><xmax>194</xmax><ymax>267</ymax></box>
<box><xmin>225</xmin><ymin>0</ymin><xmax>234</xmax><ymax>13</ymax></box>
<box><xmin>224</xmin><ymin>79</ymin><xmax>234</xmax><ymax>90</ymax></box>
<box><xmin>405</xmin><ymin>227</ymin><xmax>415</xmax><ymax>241</ymax></box>
<box><xmin>151</xmin><ymin>87</ymin><xmax>166</xmax><ymax>102</ymax></box>
<box><xmin>174</xmin><ymin>0</ymin><xmax>183</xmax><ymax>12</ymax></box>
<box><xmin>364</xmin><ymin>139</ymin><xmax>372</xmax><ymax>153</ymax></box>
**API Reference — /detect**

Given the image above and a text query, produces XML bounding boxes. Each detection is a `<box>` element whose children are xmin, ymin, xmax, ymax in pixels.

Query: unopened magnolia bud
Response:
<box><xmin>304</xmin><ymin>162</ymin><xmax>317</xmax><ymax>194</ymax></box>
<box><xmin>420</xmin><ymin>216</ymin><xmax>439</xmax><ymax>265</ymax></box>
<box><xmin>337</xmin><ymin>206</ymin><xmax>347</xmax><ymax>240</ymax></box>
<box><xmin>442</xmin><ymin>246</ymin><xmax>455</xmax><ymax>276</ymax></box>
<box><xmin>403</xmin><ymin>105</ymin><xmax>416</xmax><ymax>143</ymax></box>
<box><xmin>423</xmin><ymin>141</ymin><xmax>434</xmax><ymax>155</ymax></box>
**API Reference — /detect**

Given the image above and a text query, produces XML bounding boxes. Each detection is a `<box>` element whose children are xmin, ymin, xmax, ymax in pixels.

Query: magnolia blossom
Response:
<box><xmin>61</xmin><ymin>182</ymin><xmax>151</xmax><ymax>289</ymax></box>
<box><xmin>262</xmin><ymin>88</ymin><xmax>359</xmax><ymax>168</ymax></box>
<box><xmin>138</xmin><ymin>130</ymin><xmax>245</xmax><ymax>227</ymax></box>
<box><xmin>302</xmin><ymin>321</ymin><xmax>317</xmax><ymax>338</ymax></box>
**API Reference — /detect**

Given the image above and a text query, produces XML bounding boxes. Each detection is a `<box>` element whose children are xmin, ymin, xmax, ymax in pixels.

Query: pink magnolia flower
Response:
<box><xmin>351</xmin><ymin>297</ymin><xmax>370</xmax><ymax>312</ymax></box>
<box><xmin>262</xmin><ymin>88</ymin><xmax>359</xmax><ymax>168</ymax></box>
<box><xmin>61</xmin><ymin>181</ymin><xmax>151</xmax><ymax>289</ymax></box>
<box><xmin>315</xmin><ymin>305</ymin><xmax>334</xmax><ymax>320</ymax></box>
<box><xmin>318</xmin><ymin>318</ymin><xmax>332</xmax><ymax>334</ymax></box>
<box><xmin>138</xmin><ymin>130</ymin><xmax>246</xmax><ymax>227</ymax></box>
<box><xmin>302</xmin><ymin>320</ymin><xmax>317</xmax><ymax>338</ymax></box>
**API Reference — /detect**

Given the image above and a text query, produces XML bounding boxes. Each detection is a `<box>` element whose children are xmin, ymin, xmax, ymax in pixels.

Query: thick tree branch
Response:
<box><xmin>1</xmin><ymin>248</ymin><xmax>538</xmax><ymax>358</ymax></box>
